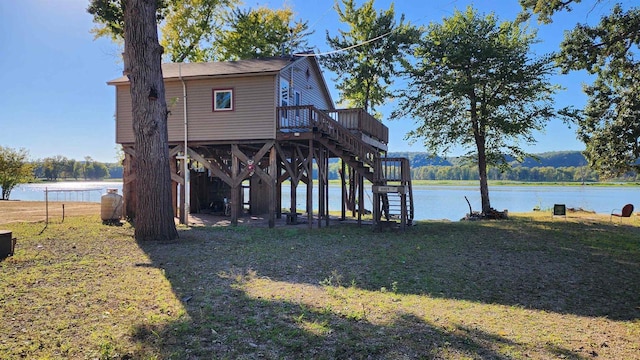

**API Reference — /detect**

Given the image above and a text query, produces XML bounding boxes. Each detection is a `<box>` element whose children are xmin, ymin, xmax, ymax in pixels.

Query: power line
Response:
<box><xmin>294</xmin><ymin>30</ymin><xmax>394</xmax><ymax>57</ymax></box>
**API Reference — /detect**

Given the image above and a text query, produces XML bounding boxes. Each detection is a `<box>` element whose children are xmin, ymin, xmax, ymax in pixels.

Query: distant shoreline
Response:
<box><xmin>21</xmin><ymin>179</ymin><xmax>640</xmax><ymax>188</ymax></box>
<box><xmin>326</xmin><ymin>179</ymin><xmax>640</xmax><ymax>187</ymax></box>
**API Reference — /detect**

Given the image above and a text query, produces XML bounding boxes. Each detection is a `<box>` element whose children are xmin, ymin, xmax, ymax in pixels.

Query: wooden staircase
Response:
<box><xmin>375</xmin><ymin>158</ymin><xmax>414</xmax><ymax>228</ymax></box>
<box><xmin>278</xmin><ymin>106</ymin><xmax>414</xmax><ymax>228</ymax></box>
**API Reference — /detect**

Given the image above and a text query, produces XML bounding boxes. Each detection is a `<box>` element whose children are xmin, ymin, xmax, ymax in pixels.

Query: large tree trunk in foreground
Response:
<box><xmin>124</xmin><ymin>0</ymin><xmax>178</xmax><ymax>241</ymax></box>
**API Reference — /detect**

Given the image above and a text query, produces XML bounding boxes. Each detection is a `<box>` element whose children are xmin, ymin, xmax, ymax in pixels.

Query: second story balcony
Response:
<box><xmin>277</xmin><ymin>106</ymin><xmax>389</xmax><ymax>151</ymax></box>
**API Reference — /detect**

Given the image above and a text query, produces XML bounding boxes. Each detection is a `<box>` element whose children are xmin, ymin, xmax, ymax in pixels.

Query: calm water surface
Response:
<box><xmin>8</xmin><ymin>181</ymin><xmax>639</xmax><ymax>221</ymax></box>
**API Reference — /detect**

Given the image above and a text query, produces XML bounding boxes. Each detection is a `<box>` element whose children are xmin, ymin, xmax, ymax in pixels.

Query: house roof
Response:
<box><xmin>107</xmin><ymin>56</ymin><xmax>297</xmax><ymax>85</ymax></box>
<box><xmin>106</xmin><ymin>54</ymin><xmax>335</xmax><ymax>109</ymax></box>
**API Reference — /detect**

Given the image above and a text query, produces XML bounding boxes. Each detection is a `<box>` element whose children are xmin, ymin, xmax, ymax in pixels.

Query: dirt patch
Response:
<box><xmin>0</xmin><ymin>200</ymin><xmax>101</xmax><ymax>225</ymax></box>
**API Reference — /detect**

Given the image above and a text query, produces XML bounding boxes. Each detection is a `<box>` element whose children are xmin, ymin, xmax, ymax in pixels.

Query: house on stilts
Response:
<box><xmin>107</xmin><ymin>54</ymin><xmax>414</xmax><ymax>229</ymax></box>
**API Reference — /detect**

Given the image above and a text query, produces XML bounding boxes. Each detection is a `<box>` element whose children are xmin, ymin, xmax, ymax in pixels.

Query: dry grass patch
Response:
<box><xmin>0</xmin><ymin>210</ymin><xmax>639</xmax><ymax>359</ymax></box>
<box><xmin>0</xmin><ymin>200</ymin><xmax>101</xmax><ymax>225</ymax></box>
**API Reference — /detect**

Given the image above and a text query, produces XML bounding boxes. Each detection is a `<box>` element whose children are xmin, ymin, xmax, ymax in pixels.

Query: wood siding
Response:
<box><xmin>115</xmin><ymin>85</ymin><xmax>134</xmax><ymax>144</ymax></box>
<box><xmin>115</xmin><ymin>75</ymin><xmax>277</xmax><ymax>144</ymax></box>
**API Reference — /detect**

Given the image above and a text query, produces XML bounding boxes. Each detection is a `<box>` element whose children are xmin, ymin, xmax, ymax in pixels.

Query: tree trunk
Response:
<box><xmin>124</xmin><ymin>0</ymin><xmax>178</xmax><ymax>241</ymax></box>
<box><xmin>476</xmin><ymin>140</ymin><xmax>491</xmax><ymax>214</ymax></box>
<box><xmin>470</xmin><ymin>97</ymin><xmax>491</xmax><ymax>215</ymax></box>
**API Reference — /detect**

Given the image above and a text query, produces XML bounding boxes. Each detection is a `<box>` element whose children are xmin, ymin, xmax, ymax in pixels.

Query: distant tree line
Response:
<box><xmin>31</xmin><ymin>156</ymin><xmax>122</xmax><ymax>181</ymax></box>
<box><xmin>323</xmin><ymin>151</ymin><xmax>640</xmax><ymax>182</ymax></box>
<box><xmin>409</xmin><ymin>165</ymin><xmax>608</xmax><ymax>182</ymax></box>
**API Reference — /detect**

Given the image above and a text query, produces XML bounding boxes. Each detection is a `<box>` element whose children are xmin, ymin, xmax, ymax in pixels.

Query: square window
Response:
<box><xmin>213</xmin><ymin>89</ymin><xmax>233</xmax><ymax>111</ymax></box>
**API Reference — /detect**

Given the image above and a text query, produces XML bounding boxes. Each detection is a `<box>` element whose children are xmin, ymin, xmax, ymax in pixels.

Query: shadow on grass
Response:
<box><xmin>127</xmin><ymin>217</ymin><xmax>638</xmax><ymax>358</ymax></box>
<box><xmin>129</xmin><ymin>284</ymin><xmax>534</xmax><ymax>359</ymax></box>
<box><xmin>156</xmin><ymin>219</ymin><xmax>639</xmax><ymax>320</ymax></box>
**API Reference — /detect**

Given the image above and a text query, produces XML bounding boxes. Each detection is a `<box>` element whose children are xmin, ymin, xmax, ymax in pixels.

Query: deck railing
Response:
<box><xmin>324</xmin><ymin>108</ymin><xmax>388</xmax><ymax>144</ymax></box>
<box><xmin>276</xmin><ymin>106</ymin><xmax>388</xmax><ymax>145</ymax></box>
<box><xmin>277</xmin><ymin>105</ymin><xmax>380</xmax><ymax>172</ymax></box>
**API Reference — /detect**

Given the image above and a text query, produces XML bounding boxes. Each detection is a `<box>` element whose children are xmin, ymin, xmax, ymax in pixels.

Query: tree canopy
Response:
<box><xmin>160</xmin><ymin>0</ymin><xmax>239</xmax><ymax>62</ymax></box>
<box><xmin>89</xmin><ymin>0</ymin><xmax>310</xmax><ymax>63</ymax></box>
<box><xmin>0</xmin><ymin>146</ymin><xmax>33</xmax><ymax>200</ymax></box>
<box><xmin>88</xmin><ymin>0</ymin><xmax>169</xmax><ymax>40</ymax></box>
<box><xmin>520</xmin><ymin>1</ymin><xmax>640</xmax><ymax>178</ymax></box>
<box><xmin>394</xmin><ymin>6</ymin><xmax>566</xmax><ymax>213</ymax></box>
<box><xmin>517</xmin><ymin>0</ymin><xmax>583</xmax><ymax>24</ymax></box>
<box><xmin>215</xmin><ymin>7</ymin><xmax>312</xmax><ymax>61</ymax></box>
<box><xmin>322</xmin><ymin>0</ymin><xmax>421</xmax><ymax>115</ymax></box>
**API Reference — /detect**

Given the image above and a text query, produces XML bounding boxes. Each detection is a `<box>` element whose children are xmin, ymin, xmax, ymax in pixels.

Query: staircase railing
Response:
<box><xmin>277</xmin><ymin>106</ymin><xmax>414</xmax><ymax>225</ymax></box>
<box><xmin>379</xmin><ymin>157</ymin><xmax>414</xmax><ymax>222</ymax></box>
<box><xmin>278</xmin><ymin>106</ymin><xmax>380</xmax><ymax>174</ymax></box>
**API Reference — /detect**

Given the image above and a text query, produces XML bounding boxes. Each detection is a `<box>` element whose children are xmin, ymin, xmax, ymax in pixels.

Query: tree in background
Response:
<box><xmin>160</xmin><ymin>0</ymin><xmax>239</xmax><ymax>62</ymax></box>
<box><xmin>216</xmin><ymin>7</ymin><xmax>311</xmax><ymax>61</ymax></box>
<box><xmin>88</xmin><ymin>0</ymin><xmax>169</xmax><ymax>40</ymax></box>
<box><xmin>89</xmin><ymin>0</ymin><xmax>309</xmax><ymax>63</ymax></box>
<box><xmin>33</xmin><ymin>156</ymin><xmax>110</xmax><ymax>180</ymax></box>
<box><xmin>0</xmin><ymin>146</ymin><xmax>33</xmax><ymax>200</ymax></box>
<box><xmin>393</xmin><ymin>6</ymin><xmax>568</xmax><ymax>215</ymax></box>
<box><xmin>323</xmin><ymin>0</ymin><xmax>421</xmax><ymax>116</ymax></box>
<box><xmin>41</xmin><ymin>155</ymin><xmax>73</xmax><ymax>180</ymax></box>
<box><xmin>519</xmin><ymin>1</ymin><xmax>640</xmax><ymax>178</ymax></box>
<box><xmin>516</xmin><ymin>0</ymin><xmax>583</xmax><ymax>24</ymax></box>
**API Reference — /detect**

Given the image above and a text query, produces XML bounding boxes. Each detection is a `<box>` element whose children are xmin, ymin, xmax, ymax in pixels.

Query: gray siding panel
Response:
<box><xmin>280</xmin><ymin>57</ymin><xmax>333</xmax><ymax>110</ymax></box>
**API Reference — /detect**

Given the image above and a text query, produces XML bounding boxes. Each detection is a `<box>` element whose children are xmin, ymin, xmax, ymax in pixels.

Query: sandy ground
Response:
<box><xmin>0</xmin><ymin>201</ymin><xmax>101</xmax><ymax>225</ymax></box>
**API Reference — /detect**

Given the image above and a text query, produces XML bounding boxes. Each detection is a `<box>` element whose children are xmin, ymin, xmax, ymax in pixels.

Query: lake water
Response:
<box><xmin>6</xmin><ymin>181</ymin><xmax>638</xmax><ymax>221</ymax></box>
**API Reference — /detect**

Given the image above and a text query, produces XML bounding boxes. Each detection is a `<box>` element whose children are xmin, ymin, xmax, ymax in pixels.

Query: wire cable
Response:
<box><xmin>294</xmin><ymin>30</ymin><xmax>394</xmax><ymax>57</ymax></box>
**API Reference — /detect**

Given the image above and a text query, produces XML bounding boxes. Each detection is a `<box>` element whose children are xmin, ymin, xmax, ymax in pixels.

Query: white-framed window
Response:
<box><xmin>294</xmin><ymin>90</ymin><xmax>301</xmax><ymax>117</ymax></box>
<box><xmin>213</xmin><ymin>88</ymin><xmax>233</xmax><ymax>111</ymax></box>
<box><xmin>280</xmin><ymin>78</ymin><xmax>289</xmax><ymax>107</ymax></box>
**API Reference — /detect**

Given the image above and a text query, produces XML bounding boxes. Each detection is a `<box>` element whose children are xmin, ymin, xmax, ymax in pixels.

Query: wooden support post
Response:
<box><xmin>169</xmin><ymin>155</ymin><xmax>178</xmax><ymax>217</ymax></box>
<box><xmin>268</xmin><ymin>145</ymin><xmax>276</xmax><ymax>228</ymax></box>
<box><xmin>276</xmin><ymin>160</ymin><xmax>282</xmax><ymax>219</ymax></box>
<box><xmin>358</xmin><ymin>172</ymin><xmax>364</xmax><ymax>226</ymax></box>
<box><xmin>324</xmin><ymin>150</ymin><xmax>329</xmax><ymax>227</ymax></box>
<box><xmin>291</xmin><ymin>157</ymin><xmax>298</xmax><ymax>224</ymax></box>
<box><xmin>341</xmin><ymin>160</ymin><xmax>346</xmax><ymax>220</ymax></box>
<box><xmin>317</xmin><ymin>149</ymin><xmax>324</xmax><ymax>228</ymax></box>
<box><xmin>401</xmin><ymin>191</ymin><xmax>407</xmax><ymax>230</ymax></box>
<box><xmin>231</xmin><ymin>147</ymin><xmax>239</xmax><ymax>226</ymax></box>
<box><xmin>350</xmin><ymin>167</ymin><xmax>356</xmax><ymax>217</ymax></box>
<box><xmin>307</xmin><ymin>139</ymin><xmax>314</xmax><ymax>229</ymax></box>
<box><xmin>372</xmin><ymin>188</ymin><xmax>378</xmax><ymax>229</ymax></box>
<box><xmin>179</xmin><ymin>156</ymin><xmax>187</xmax><ymax>225</ymax></box>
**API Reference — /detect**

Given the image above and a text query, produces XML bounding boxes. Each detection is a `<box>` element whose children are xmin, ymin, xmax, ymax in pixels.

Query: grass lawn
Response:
<box><xmin>0</xmin><ymin>209</ymin><xmax>639</xmax><ymax>359</ymax></box>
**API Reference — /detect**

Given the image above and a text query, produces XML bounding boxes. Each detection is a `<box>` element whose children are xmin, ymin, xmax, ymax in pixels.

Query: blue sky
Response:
<box><xmin>0</xmin><ymin>0</ymin><xmax>629</xmax><ymax>163</ymax></box>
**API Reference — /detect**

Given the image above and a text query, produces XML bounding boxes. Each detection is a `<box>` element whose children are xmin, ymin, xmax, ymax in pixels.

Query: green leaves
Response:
<box><xmin>160</xmin><ymin>0</ymin><xmax>239</xmax><ymax>62</ymax></box>
<box><xmin>0</xmin><ymin>146</ymin><xmax>33</xmax><ymax>200</ymax></box>
<box><xmin>397</xmin><ymin>6</ymin><xmax>561</xmax><ymax>160</ymax></box>
<box><xmin>557</xmin><ymin>4</ymin><xmax>640</xmax><ymax>178</ymax></box>
<box><xmin>215</xmin><ymin>7</ymin><xmax>312</xmax><ymax>61</ymax></box>
<box><xmin>520</xmin><ymin>1</ymin><xmax>640</xmax><ymax>178</ymax></box>
<box><xmin>89</xmin><ymin>0</ymin><xmax>309</xmax><ymax>63</ymax></box>
<box><xmin>394</xmin><ymin>5</ymin><xmax>566</xmax><ymax>213</ymax></box>
<box><xmin>322</xmin><ymin>0</ymin><xmax>422</xmax><ymax>114</ymax></box>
